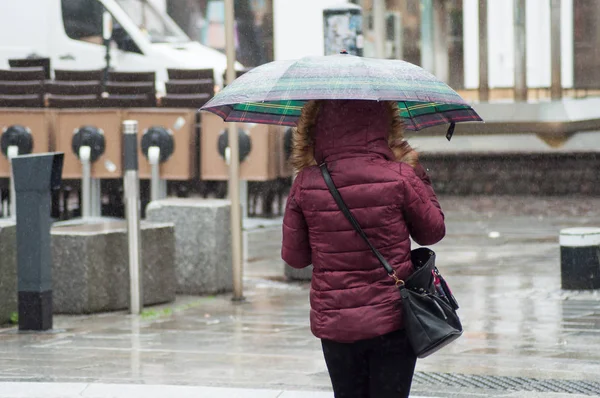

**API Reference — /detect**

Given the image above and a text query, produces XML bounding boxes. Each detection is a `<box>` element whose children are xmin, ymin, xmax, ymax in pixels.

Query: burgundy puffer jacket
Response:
<box><xmin>281</xmin><ymin>100</ymin><xmax>445</xmax><ymax>343</ymax></box>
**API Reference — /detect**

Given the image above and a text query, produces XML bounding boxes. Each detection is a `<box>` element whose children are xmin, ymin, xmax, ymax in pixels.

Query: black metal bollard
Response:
<box><xmin>12</xmin><ymin>152</ymin><xmax>64</xmax><ymax>331</ymax></box>
<box><xmin>560</xmin><ymin>228</ymin><xmax>600</xmax><ymax>290</ymax></box>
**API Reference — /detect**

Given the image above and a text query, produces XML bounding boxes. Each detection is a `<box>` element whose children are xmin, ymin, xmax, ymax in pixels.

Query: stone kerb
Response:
<box><xmin>0</xmin><ymin>220</ymin><xmax>17</xmax><ymax>324</ymax></box>
<box><xmin>145</xmin><ymin>198</ymin><xmax>233</xmax><ymax>295</ymax></box>
<box><xmin>51</xmin><ymin>221</ymin><xmax>176</xmax><ymax>314</ymax></box>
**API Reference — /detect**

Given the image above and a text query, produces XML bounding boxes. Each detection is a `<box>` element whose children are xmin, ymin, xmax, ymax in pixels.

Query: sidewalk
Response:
<box><xmin>0</xmin><ymin>382</ymin><xmax>594</xmax><ymax>398</ymax></box>
<box><xmin>0</xmin><ymin>382</ymin><xmax>440</xmax><ymax>398</ymax></box>
<box><xmin>1</xmin><ymin>196</ymin><xmax>600</xmax><ymax>398</ymax></box>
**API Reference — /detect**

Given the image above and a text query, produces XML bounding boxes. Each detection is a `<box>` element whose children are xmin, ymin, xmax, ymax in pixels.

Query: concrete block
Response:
<box><xmin>146</xmin><ymin>198</ymin><xmax>232</xmax><ymax>295</ymax></box>
<box><xmin>51</xmin><ymin>220</ymin><xmax>176</xmax><ymax>314</ymax></box>
<box><xmin>0</xmin><ymin>220</ymin><xmax>17</xmax><ymax>324</ymax></box>
<box><xmin>284</xmin><ymin>263</ymin><xmax>313</xmax><ymax>281</ymax></box>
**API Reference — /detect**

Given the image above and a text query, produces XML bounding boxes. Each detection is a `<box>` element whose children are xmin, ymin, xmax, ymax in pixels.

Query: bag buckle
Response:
<box><xmin>389</xmin><ymin>271</ymin><xmax>405</xmax><ymax>287</ymax></box>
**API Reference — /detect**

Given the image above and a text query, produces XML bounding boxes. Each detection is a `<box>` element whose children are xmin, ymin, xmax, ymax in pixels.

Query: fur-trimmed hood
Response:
<box><xmin>291</xmin><ymin>100</ymin><xmax>417</xmax><ymax>173</ymax></box>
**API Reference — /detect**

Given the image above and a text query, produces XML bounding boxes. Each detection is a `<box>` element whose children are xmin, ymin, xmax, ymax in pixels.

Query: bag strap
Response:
<box><xmin>320</xmin><ymin>163</ymin><xmax>401</xmax><ymax>283</ymax></box>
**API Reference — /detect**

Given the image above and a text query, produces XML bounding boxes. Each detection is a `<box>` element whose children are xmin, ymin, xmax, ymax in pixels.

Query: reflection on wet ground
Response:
<box><xmin>1</xmin><ymin>196</ymin><xmax>600</xmax><ymax>396</ymax></box>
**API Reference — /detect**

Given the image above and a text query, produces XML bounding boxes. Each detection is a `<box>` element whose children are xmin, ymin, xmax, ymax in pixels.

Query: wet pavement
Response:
<box><xmin>1</xmin><ymin>196</ymin><xmax>600</xmax><ymax>397</ymax></box>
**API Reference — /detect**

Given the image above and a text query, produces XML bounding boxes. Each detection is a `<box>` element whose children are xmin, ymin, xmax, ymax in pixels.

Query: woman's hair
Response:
<box><xmin>291</xmin><ymin>100</ymin><xmax>418</xmax><ymax>173</ymax></box>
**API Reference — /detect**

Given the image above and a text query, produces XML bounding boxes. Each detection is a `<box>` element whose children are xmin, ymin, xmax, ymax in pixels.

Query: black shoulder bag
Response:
<box><xmin>320</xmin><ymin>163</ymin><xmax>463</xmax><ymax>358</ymax></box>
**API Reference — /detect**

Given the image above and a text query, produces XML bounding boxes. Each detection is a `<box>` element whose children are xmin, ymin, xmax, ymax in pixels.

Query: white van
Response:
<box><xmin>0</xmin><ymin>0</ymin><xmax>241</xmax><ymax>91</ymax></box>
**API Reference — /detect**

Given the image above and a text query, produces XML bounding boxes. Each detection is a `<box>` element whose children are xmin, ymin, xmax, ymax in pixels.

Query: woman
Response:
<box><xmin>281</xmin><ymin>99</ymin><xmax>446</xmax><ymax>398</ymax></box>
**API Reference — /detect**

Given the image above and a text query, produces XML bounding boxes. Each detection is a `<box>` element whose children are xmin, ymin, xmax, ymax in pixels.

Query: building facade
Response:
<box><xmin>166</xmin><ymin>0</ymin><xmax>600</xmax><ymax>91</ymax></box>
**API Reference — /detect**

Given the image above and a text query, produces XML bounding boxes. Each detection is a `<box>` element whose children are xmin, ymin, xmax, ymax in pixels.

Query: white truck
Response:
<box><xmin>0</xmin><ymin>0</ymin><xmax>241</xmax><ymax>91</ymax></box>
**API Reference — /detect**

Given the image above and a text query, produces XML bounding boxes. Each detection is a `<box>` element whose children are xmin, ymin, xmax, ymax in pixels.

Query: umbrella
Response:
<box><xmin>201</xmin><ymin>52</ymin><xmax>483</xmax><ymax>140</ymax></box>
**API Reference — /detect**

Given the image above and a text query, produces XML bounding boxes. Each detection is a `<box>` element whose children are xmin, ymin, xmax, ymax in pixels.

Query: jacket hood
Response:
<box><xmin>313</xmin><ymin>100</ymin><xmax>395</xmax><ymax>164</ymax></box>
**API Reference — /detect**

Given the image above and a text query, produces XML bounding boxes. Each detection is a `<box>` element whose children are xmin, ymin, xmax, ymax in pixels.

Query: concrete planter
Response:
<box><xmin>0</xmin><ymin>220</ymin><xmax>16</xmax><ymax>324</ymax></box>
<box><xmin>146</xmin><ymin>198</ymin><xmax>233</xmax><ymax>295</ymax></box>
<box><xmin>51</xmin><ymin>220</ymin><xmax>176</xmax><ymax>314</ymax></box>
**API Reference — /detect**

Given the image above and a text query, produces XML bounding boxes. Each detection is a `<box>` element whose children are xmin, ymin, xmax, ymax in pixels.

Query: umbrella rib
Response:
<box><xmin>259</xmin><ymin>59</ymin><xmax>306</xmax><ymax>125</ymax></box>
<box><xmin>260</xmin><ymin>69</ymin><xmax>288</xmax><ymax>106</ymax></box>
<box><xmin>371</xmin><ymin>57</ymin><xmax>415</xmax><ymax>128</ymax></box>
<box><xmin>223</xmin><ymin>61</ymin><xmax>293</xmax><ymax>124</ymax></box>
<box><xmin>363</xmin><ymin>56</ymin><xmax>380</xmax><ymax>101</ymax></box>
<box><xmin>404</xmin><ymin>102</ymin><xmax>416</xmax><ymax>130</ymax></box>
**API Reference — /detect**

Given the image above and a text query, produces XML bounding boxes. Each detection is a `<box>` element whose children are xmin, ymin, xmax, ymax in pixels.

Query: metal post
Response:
<box><xmin>149</xmin><ymin>146</ymin><xmax>161</xmax><ymax>202</ymax></box>
<box><xmin>420</xmin><ymin>0</ymin><xmax>435</xmax><ymax>72</ymax></box>
<box><xmin>478</xmin><ymin>0</ymin><xmax>489</xmax><ymax>101</ymax></box>
<box><xmin>392</xmin><ymin>11</ymin><xmax>403</xmax><ymax>60</ymax></box>
<box><xmin>123</xmin><ymin>120</ymin><xmax>142</xmax><ymax>315</ymax></box>
<box><xmin>225</xmin><ymin>0</ymin><xmax>244</xmax><ymax>301</ymax></box>
<box><xmin>79</xmin><ymin>146</ymin><xmax>91</xmax><ymax>219</ymax></box>
<box><xmin>514</xmin><ymin>0</ymin><xmax>528</xmax><ymax>101</ymax></box>
<box><xmin>7</xmin><ymin>146</ymin><xmax>18</xmax><ymax>218</ymax></box>
<box><xmin>102</xmin><ymin>11</ymin><xmax>112</xmax><ymax>85</ymax></box>
<box><xmin>432</xmin><ymin>0</ymin><xmax>449</xmax><ymax>82</ymax></box>
<box><xmin>151</xmin><ymin>163</ymin><xmax>161</xmax><ymax>202</ymax></box>
<box><xmin>373</xmin><ymin>0</ymin><xmax>386</xmax><ymax>58</ymax></box>
<box><xmin>240</xmin><ymin>179</ymin><xmax>248</xmax><ymax>265</ymax></box>
<box><xmin>90</xmin><ymin>178</ymin><xmax>101</xmax><ymax>217</ymax></box>
<box><xmin>239</xmin><ymin>179</ymin><xmax>248</xmax><ymax>220</ymax></box>
<box><xmin>550</xmin><ymin>0</ymin><xmax>562</xmax><ymax>100</ymax></box>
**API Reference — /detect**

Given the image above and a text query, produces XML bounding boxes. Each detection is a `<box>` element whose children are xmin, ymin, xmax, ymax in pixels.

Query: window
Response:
<box><xmin>115</xmin><ymin>0</ymin><xmax>189</xmax><ymax>44</ymax></box>
<box><xmin>61</xmin><ymin>0</ymin><xmax>142</xmax><ymax>53</ymax></box>
<box><xmin>61</xmin><ymin>0</ymin><xmax>105</xmax><ymax>44</ymax></box>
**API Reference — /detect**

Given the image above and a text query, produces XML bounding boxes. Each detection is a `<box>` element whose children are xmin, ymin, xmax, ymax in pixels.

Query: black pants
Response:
<box><xmin>321</xmin><ymin>329</ymin><xmax>417</xmax><ymax>398</ymax></box>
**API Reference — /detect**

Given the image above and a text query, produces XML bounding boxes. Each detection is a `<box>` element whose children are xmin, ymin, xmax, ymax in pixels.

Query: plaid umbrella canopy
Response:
<box><xmin>201</xmin><ymin>53</ymin><xmax>482</xmax><ymax>140</ymax></box>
